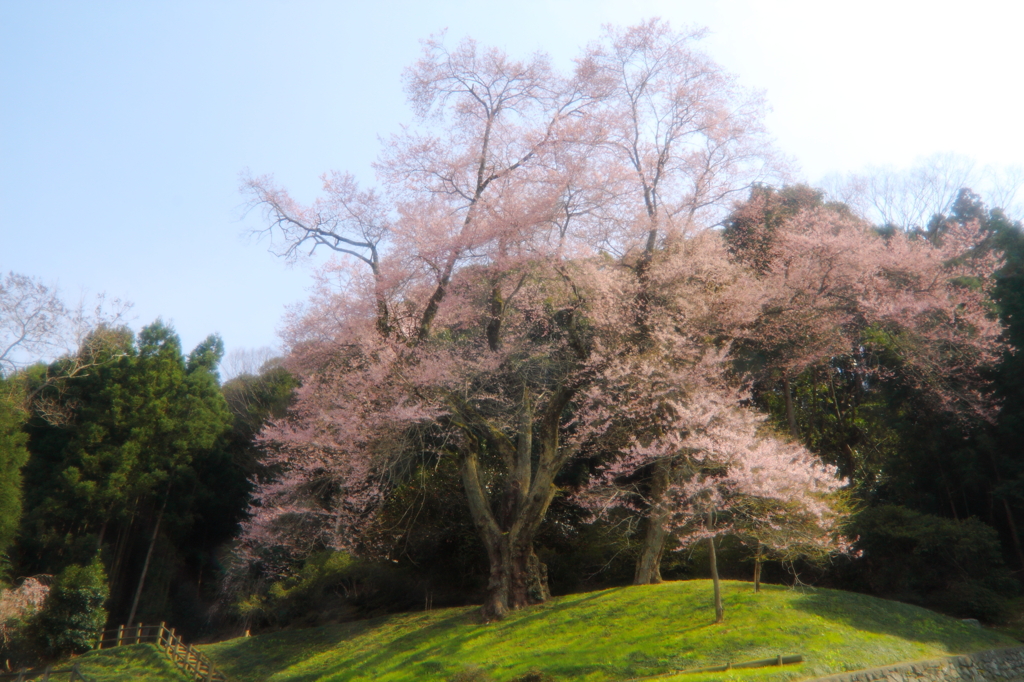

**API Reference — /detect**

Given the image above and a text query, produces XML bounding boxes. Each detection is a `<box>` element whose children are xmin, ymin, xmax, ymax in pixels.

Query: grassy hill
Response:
<box><xmin>184</xmin><ymin>580</ymin><xmax>1016</xmax><ymax>682</ymax></box>
<box><xmin>74</xmin><ymin>643</ymin><xmax>191</xmax><ymax>682</ymax></box>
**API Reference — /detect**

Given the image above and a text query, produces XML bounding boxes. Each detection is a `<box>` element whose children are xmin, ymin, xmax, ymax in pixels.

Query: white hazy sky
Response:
<box><xmin>2</xmin><ymin>0</ymin><xmax>1023</xmax><ymax>364</ymax></box>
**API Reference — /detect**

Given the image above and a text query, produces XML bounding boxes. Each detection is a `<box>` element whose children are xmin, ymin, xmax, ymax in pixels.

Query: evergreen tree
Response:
<box><xmin>17</xmin><ymin>321</ymin><xmax>233</xmax><ymax>624</ymax></box>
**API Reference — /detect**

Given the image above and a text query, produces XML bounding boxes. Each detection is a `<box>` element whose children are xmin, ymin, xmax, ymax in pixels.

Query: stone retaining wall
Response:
<box><xmin>809</xmin><ymin>647</ymin><xmax>1024</xmax><ymax>682</ymax></box>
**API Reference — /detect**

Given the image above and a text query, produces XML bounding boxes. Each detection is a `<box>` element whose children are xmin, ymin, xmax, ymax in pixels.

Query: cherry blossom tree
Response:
<box><xmin>238</xmin><ymin>20</ymin><xmax>780</xmax><ymax>620</ymax></box>
<box><xmin>728</xmin><ymin>195</ymin><xmax>1004</xmax><ymax>437</ymax></box>
<box><xmin>661</xmin><ymin>411</ymin><xmax>851</xmax><ymax>622</ymax></box>
<box><xmin>240</xmin><ymin>33</ymin><xmax>605</xmax><ymax>619</ymax></box>
<box><xmin>582</xmin><ymin>364</ymin><xmax>851</xmax><ymax>622</ymax></box>
<box><xmin>612</xmin><ymin>191</ymin><xmax>1005</xmax><ymax>588</ymax></box>
<box><xmin>577</xmin><ymin>19</ymin><xmax>785</xmax><ymax>584</ymax></box>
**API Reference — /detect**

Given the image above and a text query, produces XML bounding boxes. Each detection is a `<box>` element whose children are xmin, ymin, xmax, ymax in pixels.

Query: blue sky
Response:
<box><xmin>3</xmin><ymin>0</ymin><xmax>1022</xmax><ymax>369</ymax></box>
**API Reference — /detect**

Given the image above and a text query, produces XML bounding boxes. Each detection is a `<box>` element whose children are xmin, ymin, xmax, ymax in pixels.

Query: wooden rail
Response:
<box><xmin>0</xmin><ymin>662</ymin><xmax>90</xmax><ymax>681</ymax></box>
<box><xmin>95</xmin><ymin>623</ymin><xmax>227</xmax><ymax>682</ymax></box>
<box><xmin>637</xmin><ymin>654</ymin><xmax>804</xmax><ymax>680</ymax></box>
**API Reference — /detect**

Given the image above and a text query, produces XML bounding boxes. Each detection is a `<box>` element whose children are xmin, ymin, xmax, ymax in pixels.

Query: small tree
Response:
<box><xmin>34</xmin><ymin>558</ymin><xmax>108</xmax><ymax>659</ymax></box>
<box><xmin>589</xmin><ymin>390</ymin><xmax>850</xmax><ymax>623</ymax></box>
<box><xmin>671</xmin><ymin>422</ymin><xmax>850</xmax><ymax>621</ymax></box>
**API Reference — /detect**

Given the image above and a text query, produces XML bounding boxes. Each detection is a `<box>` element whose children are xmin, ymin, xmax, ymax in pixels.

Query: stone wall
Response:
<box><xmin>810</xmin><ymin>647</ymin><xmax>1024</xmax><ymax>682</ymax></box>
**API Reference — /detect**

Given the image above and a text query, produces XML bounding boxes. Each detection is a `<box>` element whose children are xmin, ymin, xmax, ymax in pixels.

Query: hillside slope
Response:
<box><xmin>198</xmin><ymin>580</ymin><xmax>1015</xmax><ymax>682</ymax></box>
<box><xmin>76</xmin><ymin>643</ymin><xmax>191</xmax><ymax>682</ymax></box>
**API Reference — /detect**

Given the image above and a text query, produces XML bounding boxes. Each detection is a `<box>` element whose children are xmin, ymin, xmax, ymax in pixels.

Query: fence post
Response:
<box><xmin>117</xmin><ymin>624</ymin><xmax>124</xmax><ymax>647</ymax></box>
<box><xmin>72</xmin><ymin>662</ymin><xmax>81</xmax><ymax>682</ymax></box>
<box><xmin>41</xmin><ymin>665</ymin><xmax>52</xmax><ymax>681</ymax></box>
<box><xmin>158</xmin><ymin>622</ymin><xmax>166</xmax><ymax>649</ymax></box>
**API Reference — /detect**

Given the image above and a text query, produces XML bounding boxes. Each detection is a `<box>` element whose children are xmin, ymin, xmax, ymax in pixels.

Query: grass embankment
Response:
<box><xmin>75</xmin><ymin>643</ymin><xmax>190</xmax><ymax>682</ymax></box>
<box><xmin>195</xmin><ymin>580</ymin><xmax>1016</xmax><ymax>682</ymax></box>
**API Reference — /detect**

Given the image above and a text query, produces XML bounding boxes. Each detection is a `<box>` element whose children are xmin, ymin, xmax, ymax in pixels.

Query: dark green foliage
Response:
<box><xmin>236</xmin><ymin>551</ymin><xmax>426</xmax><ymax>630</ymax></box>
<box><xmin>847</xmin><ymin>505</ymin><xmax>1016</xmax><ymax>622</ymax></box>
<box><xmin>15</xmin><ymin>321</ymin><xmax>237</xmax><ymax>630</ymax></box>
<box><xmin>220</xmin><ymin>360</ymin><xmax>297</xmax><ymax>491</ymax></box>
<box><xmin>0</xmin><ymin>380</ymin><xmax>29</xmax><ymax>563</ymax></box>
<box><xmin>754</xmin><ymin>359</ymin><xmax>903</xmax><ymax>488</ymax></box>
<box><xmin>982</xmin><ymin>195</ymin><xmax>1024</xmax><ymax>572</ymax></box>
<box><xmin>34</xmin><ymin>558</ymin><xmax>109</xmax><ymax>658</ymax></box>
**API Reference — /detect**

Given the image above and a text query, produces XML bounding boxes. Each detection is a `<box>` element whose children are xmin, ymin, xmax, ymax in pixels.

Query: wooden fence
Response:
<box><xmin>0</xmin><ymin>662</ymin><xmax>90</xmax><ymax>681</ymax></box>
<box><xmin>635</xmin><ymin>654</ymin><xmax>804</xmax><ymax>680</ymax></box>
<box><xmin>95</xmin><ymin>623</ymin><xmax>227</xmax><ymax>682</ymax></box>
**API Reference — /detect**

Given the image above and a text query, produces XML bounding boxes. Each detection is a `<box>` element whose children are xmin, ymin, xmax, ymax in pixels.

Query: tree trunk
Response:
<box><xmin>634</xmin><ymin>518</ymin><xmax>667</xmax><ymax>585</ymax></box>
<box><xmin>634</xmin><ymin>459</ymin><xmax>672</xmax><ymax>584</ymax></box>
<box><xmin>453</xmin><ymin>380</ymin><xmax>575</xmax><ymax>620</ymax></box>
<box><xmin>95</xmin><ymin>521</ymin><xmax>107</xmax><ymax>551</ymax></box>
<box><xmin>478</xmin><ymin>529</ymin><xmax>550</xmax><ymax>621</ymax></box>
<box><xmin>480</xmin><ymin>534</ymin><xmax>513</xmax><ymax>621</ymax></box>
<box><xmin>126</xmin><ymin>499</ymin><xmax>165</xmax><ymax>627</ymax></box>
<box><xmin>709</xmin><ymin>535</ymin><xmax>723</xmax><ymax>623</ymax></box>
<box><xmin>782</xmin><ymin>375</ymin><xmax>799</xmax><ymax>440</ymax></box>
<box><xmin>458</xmin><ymin>396</ymin><xmax>561</xmax><ymax>620</ymax></box>
<box><xmin>1002</xmin><ymin>498</ymin><xmax>1024</xmax><ymax>572</ymax></box>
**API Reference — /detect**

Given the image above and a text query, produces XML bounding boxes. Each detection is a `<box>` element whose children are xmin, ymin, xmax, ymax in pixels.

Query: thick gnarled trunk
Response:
<box><xmin>457</xmin><ymin>387</ymin><xmax>572</xmax><ymax>620</ymax></box>
<box><xmin>634</xmin><ymin>459</ymin><xmax>673</xmax><ymax>584</ymax></box>
<box><xmin>479</xmin><ymin>534</ymin><xmax>550</xmax><ymax>620</ymax></box>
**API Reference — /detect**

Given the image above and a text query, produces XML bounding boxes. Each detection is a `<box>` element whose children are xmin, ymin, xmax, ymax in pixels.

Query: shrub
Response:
<box><xmin>34</xmin><ymin>559</ymin><xmax>109</xmax><ymax>658</ymax></box>
<box><xmin>234</xmin><ymin>551</ymin><xmax>425</xmax><ymax>630</ymax></box>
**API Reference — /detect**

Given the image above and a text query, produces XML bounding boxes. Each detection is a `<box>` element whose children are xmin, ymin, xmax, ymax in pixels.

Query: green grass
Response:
<box><xmin>196</xmin><ymin>580</ymin><xmax>1016</xmax><ymax>682</ymax></box>
<box><xmin>74</xmin><ymin>643</ymin><xmax>190</xmax><ymax>682</ymax></box>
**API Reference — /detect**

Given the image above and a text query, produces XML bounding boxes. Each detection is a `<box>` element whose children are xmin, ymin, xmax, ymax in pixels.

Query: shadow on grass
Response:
<box><xmin>258</xmin><ymin>611</ymin><xmax>478</xmax><ymax>682</ymax></box>
<box><xmin>204</xmin><ymin>617</ymin><xmax>383</xmax><ymax>682</ymax></box>
<box><xmin>789</xmin><ymin>588</ymin><xmax>1012</xmax><ymax>654</ymax></box>
<box><xmin>258</xmin><ymin>592</ymin><xmax>633</xmax><ymax>682</ymax></box>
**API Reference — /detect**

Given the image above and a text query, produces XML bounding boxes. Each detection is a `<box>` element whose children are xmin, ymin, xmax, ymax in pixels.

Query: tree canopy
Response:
<box><xmin>236</xmin><ymin>20</ymin><xmax>1007</xmax><ymax>622</ymax></box>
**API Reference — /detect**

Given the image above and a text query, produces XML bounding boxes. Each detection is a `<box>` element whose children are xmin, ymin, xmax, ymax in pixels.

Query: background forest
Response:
<box><xmin>2</xmin><ymin>16</ymin><xmax>1024</xmax><ymax>668</ymax></box>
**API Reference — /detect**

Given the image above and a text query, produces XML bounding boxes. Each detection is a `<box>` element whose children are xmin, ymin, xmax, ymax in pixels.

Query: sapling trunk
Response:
<box><xmin>753</xmin><ymin>546</ymin><xmax>762</xmax><ymax>593</ymax></box>
<box><xmin>782</xmin><ymin>376</ymin><xmax>799</xmax><ymax>439</ymax></box>
<box><xmin>709</xmin><ymin>535</ymin><xmax>723</xmax><ymax>623</ymax></box>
